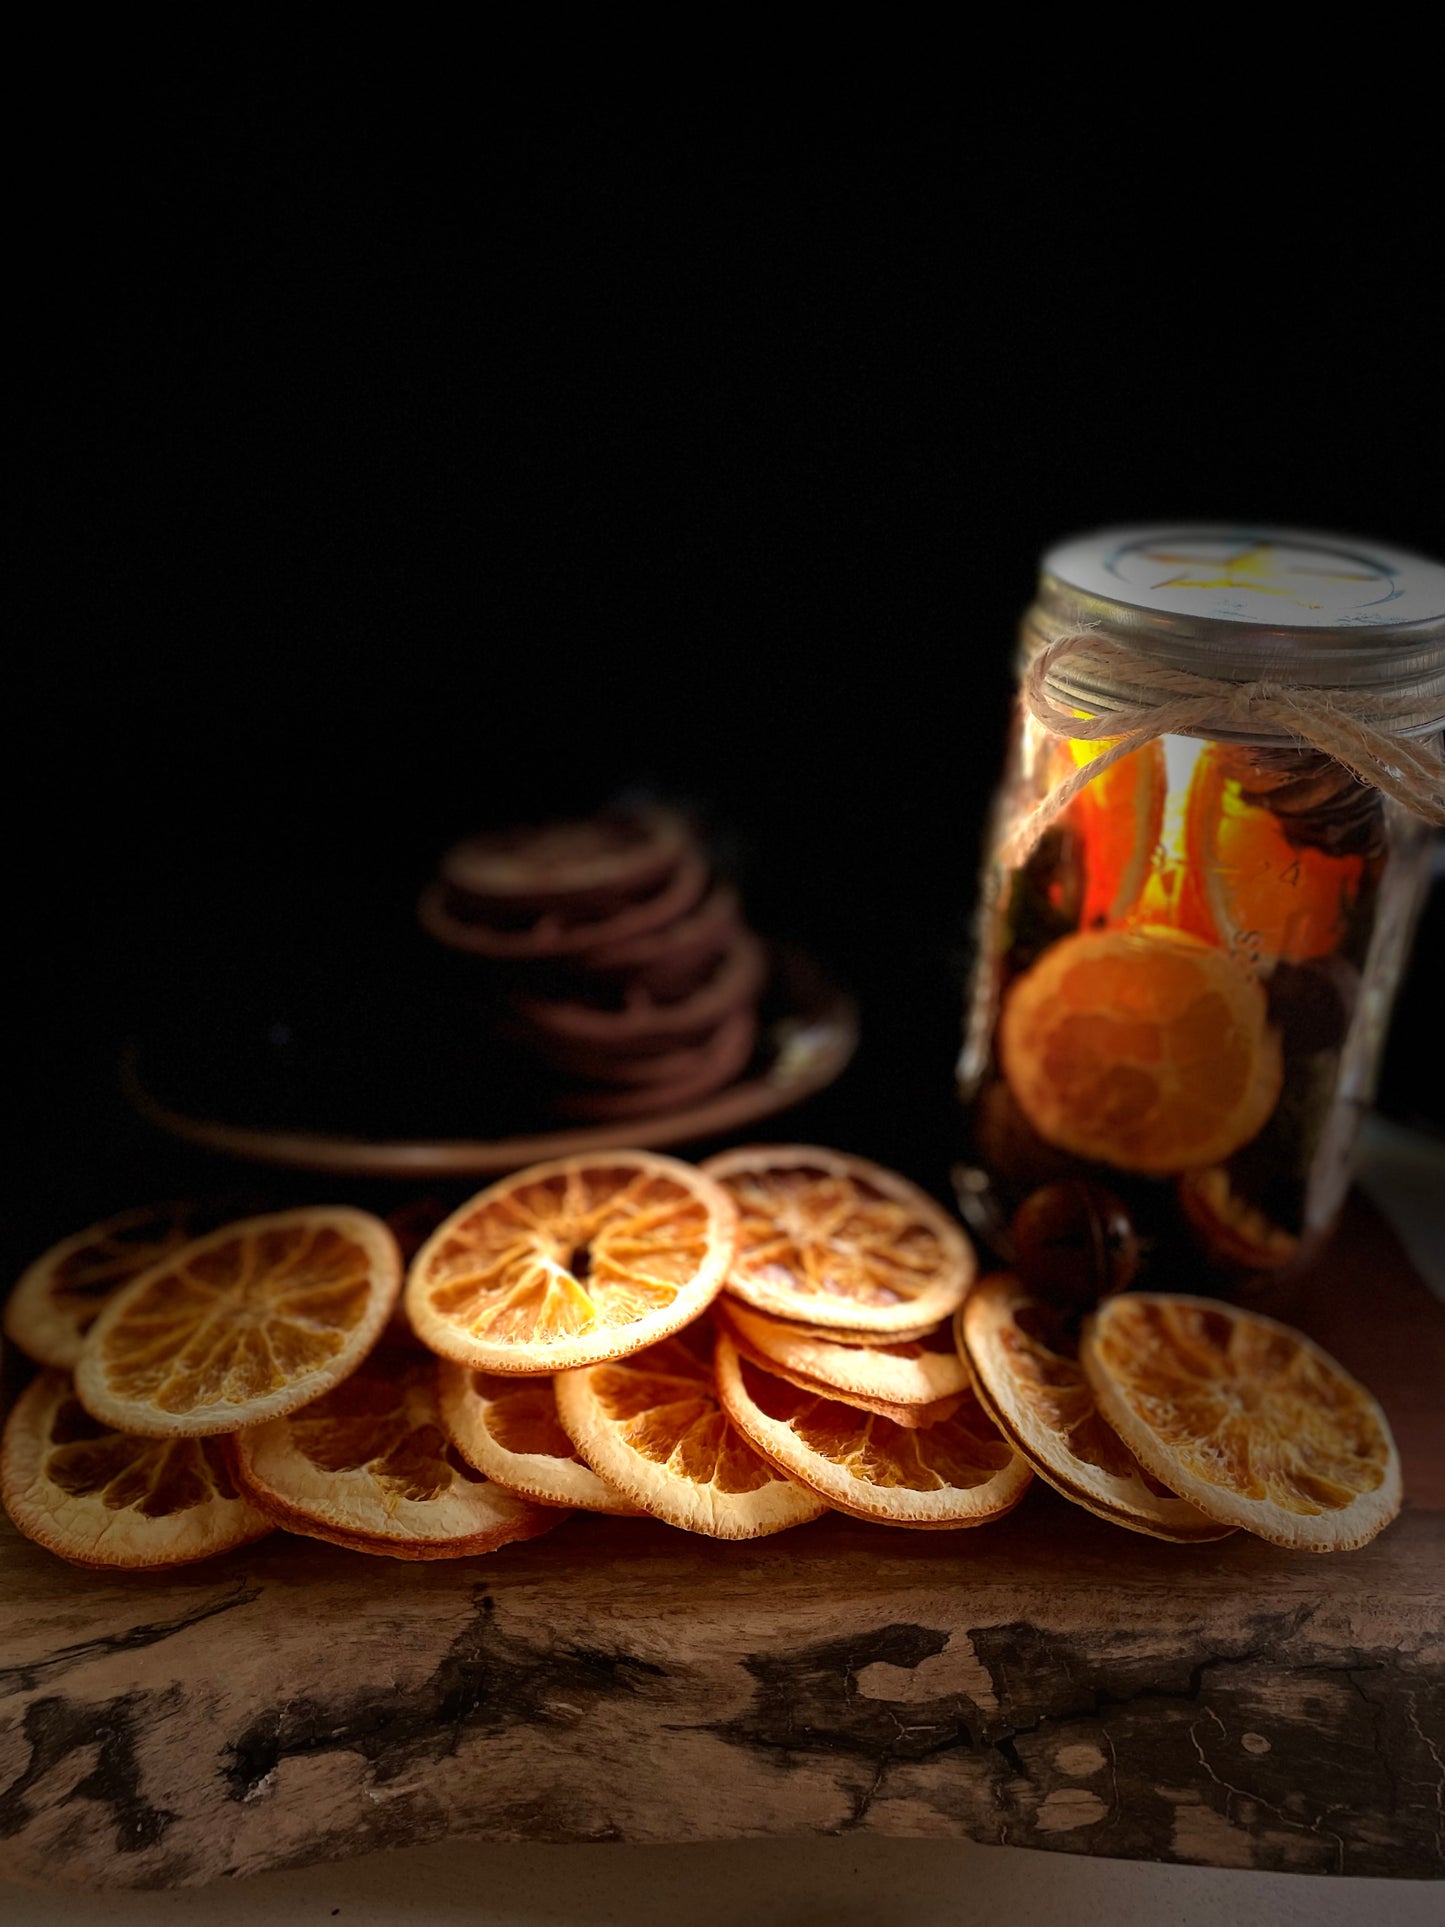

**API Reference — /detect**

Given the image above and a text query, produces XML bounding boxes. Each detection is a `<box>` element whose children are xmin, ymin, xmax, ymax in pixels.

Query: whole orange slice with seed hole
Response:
<box><xmin>554</xmin><ymin>1328</ymin><xmax>825</xmax><ymax>1538</ymax></box>
<box><xmin>957</xmin><ymin>1275</ymin><xmax>1233</xmax><ymax>1542</ymax></box>
<box><xmin>716</xmin><ymin>1298</ymin><xmax>969</xmax><ymax>1408</ymax></box>
<box><xmin>999</xmin><ymin>927</ymin><xmax>1283</xmax><ymax>1176</ymax></box>
<box><xmin>4</xmin><ymin>1201</ymin><xmax>249</xmax><ymax>1371</ymax></box>
<box><xmin>1081</xmin><ymin>1294</ymin><xmax>1401</xmax><ymax>1551</ymax></box>
<box><xmin>405</xmin><ymin>1152</ymin><xmax>737</xmax><ymax>1375</ymax></box>
<box><xmin>74</xmin><ymin>1207</ymin><xmax>402</xmax><ymax>1438</ymax></box>
<box><xmin>1183</xmin><ymin>744</ymin><xmax>1364</xmax><ymax>967</ymax></box>
<box><xmin>232</xmin><ymin>1344</ymin><xmax>564</xmax><ymax>1559</ymax></box>
<box><xmin>1</xmin><ymin>1370</ymin><xmax>272</xmax><ymax>1568</ymax></box>
<box><xmin>715</xmin><ymin>1335</ymin><xmax>1031</xmax><ymax>1529</ymax></box>
<box><xmin>436</xmin><ymin>1362</ymin><xmax>643</xmax><ymax>1514</ymax></box>
<box><xmin>700</xmin><ymin>1145</ymin><xmax>975</xmax><ymax>1334</ymax></box>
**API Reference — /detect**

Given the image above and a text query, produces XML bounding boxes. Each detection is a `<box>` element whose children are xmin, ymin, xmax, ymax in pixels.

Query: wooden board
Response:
<box><xmin>1</xmin><ymin>1193</ymin><xmax>1441</xmax><ymax>1890</ymax></box>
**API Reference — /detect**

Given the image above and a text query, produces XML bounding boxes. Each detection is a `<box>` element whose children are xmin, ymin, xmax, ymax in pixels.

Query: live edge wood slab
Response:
<box><xmin>1</xmin><ymin>1193</ymin><xmax>1441</xmax><ymax>1890</ymax></box>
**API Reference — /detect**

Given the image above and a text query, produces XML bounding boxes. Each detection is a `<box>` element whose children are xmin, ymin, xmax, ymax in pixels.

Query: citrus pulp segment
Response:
<box><xmin>998</xmin><ymin>927</ymin><xmax>1283</xmax><ymax>1175</ymax></box>
<box><xmin>74</xmin><ymin>1207</ymin><xmax>402</xmax><ymax>1438</ymax></box>
<box><xmin>1081</xmin><ymin>1294</ymin><xmax>1401</xmax><ymax>1551</ymax></box>
<box><xmin>232</xmin><ymin>1345</ymin><xmax>563</xmax><ymax>1559</ymax></box>
<box><xmin>553</xmin><ymin>1329</ymin><xmax>825</xmax><ymax>1538</ymax></box>
<box><xmin>957</xmin><ymin>1275</ymin><xmax>1233</xmax><ymax>1541</ymax></box>
<box><xmin>404</xmin><ymin>1152</ymin><xmax>737</xmax><ymax>1373</ymax></box>
<box><xmin>716</xmin><ymin>1298</ymin><xmax>969</xmax><ymax>1407</ymax></box>
<box><xmin>700</xmin><ymin>1145</ymin><xmax>976</xmax><ymax>1333</ymax></box>
<box><xmin>714</xmin><ymin>1336</ymin><xmax>1031</xmax><ymax>1529</ymax></box>
<box><xmin>436</xmin><ymin>1360</ymin><xmax>641</xmax><ymax>1513</ymax></box>
<box><xmin>1</xmin><ymin>1370</ymin><xmax>272</xmax><ymax>1568</ymax></box>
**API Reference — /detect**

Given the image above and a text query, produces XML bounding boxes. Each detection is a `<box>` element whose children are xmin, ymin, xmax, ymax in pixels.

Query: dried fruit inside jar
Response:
<box><xmin>959</xmin><ymin>724</ymin><xmax>1429</xmax><ymax>1282</ymax></box>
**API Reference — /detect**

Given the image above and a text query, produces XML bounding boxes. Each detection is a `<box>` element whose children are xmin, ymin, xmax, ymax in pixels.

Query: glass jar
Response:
<box><xmin>957</xmin><ymin>526</ymin><xmax>1445</xmax><ymax>1285</ymax></box>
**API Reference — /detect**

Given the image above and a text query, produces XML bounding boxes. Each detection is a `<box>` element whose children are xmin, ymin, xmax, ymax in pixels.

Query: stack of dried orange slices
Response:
<box><xmin>700</xmin><ymin>1147</ymin><xmax>1030</xmax><ymax>1529</ymax></box>
<box><xmin>957</xmin><ymin>1270</ymin><xmax>1402</xmax><ymax>1551</ymax></box>
<box><xmin>1</xmin><ymin>1204</ymin><xmax>557</xmax><ymax>1568</ymax></box>
<box><xmin>1</xmin><ymin>1144</ymin><xmax>1404</xmax><ymax>1567</ymax></box>
<box><xmin>410</xmin><ymin>1149</ymin><xmax>822</xmax><ymax>1538</ymax></box>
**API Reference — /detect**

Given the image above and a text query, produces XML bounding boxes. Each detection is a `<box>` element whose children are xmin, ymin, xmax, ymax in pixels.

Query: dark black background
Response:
<box><xmin>12</xmin><ymin>61</ymin><xmax>1444</xmax><ymax>1259</ymax></box>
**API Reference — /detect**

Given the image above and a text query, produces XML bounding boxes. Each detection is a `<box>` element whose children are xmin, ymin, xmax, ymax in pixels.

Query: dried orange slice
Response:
<box><xmin>1184</xmin><ymin>744</ymin><xmax>1364</xmax><ymax>967</ymax></box>
<box><xmin>233</xmin><ymin>1344</ymin><xmax>563</xmax><ymax>1559</ymax></box>
<box><xmin>1</xmin><ymin>1370</ymin><xmax>272</xmax><ymax>1568</ymax></box>
<box><xmin>554</xmin><ymin>1328</ymin><xmax>825</xmax><ymax>1538</ymax></box>
<box><xmin>405</xmin><ymin>1152</ymin><xmax>737</xmax><ymax>1374</ymax></box>
<box><xmin>958</xmin><ymin>1275</ymin><xmax>1232</xmax><ymax>1541</ymax></box>
<box><xmin>716</xmin><ymin>1298</ymin><xmax>969</xmax><ymax>1409</ymax></box>
<box><xmin>715</xmin><ymin>1335</ymin><xmax>1031</xmax><ymax>1529</ymax></box>
<box><xmin>440</xmin><ymin>806</ymin><xmax>691</xmax><ymax>914</ymax></box>
<box><xmin>1064</xmin><ymin>737</ymin><xmax>1166</xmax><ymax>929</ymax></box>
<box><xmin>700</xmin><ymin>1145</ymin><xmax>975</xmax><ymax>1334</ymax></box>
<box><xmin>4</xmin><ymin>1201</ymin><xmax>244</xmax><ymax>1371</ymax></box>
<box><xmin>436</xmin><ymin>1362</ymin><xmax>642</xmax><ymax>1514</ymax></box>
<box><xmin>998</xmin><ymin>927</ymin><xmax>1283</xmax><ymax>1175</ymax></box>
<box><xmin>1178</xmin><ymin>1167</ymin><xmax>1300</xmax><ymax>1272</ymax></box>
<box><xmin>745</xmin><ymin>1313</ymin><xmax>941</xmax><ymax>1349</ymax></box>
<box><xmin>1081</xmin><ymin>1295</ymin><xmax>1402</xmax><ymax>1551</ymax></box>
<box><xmin>74</xmin><ymin>1208</ymin><xmax>402</xmax><ymax>1438</ymax></box>
<box><xmin>420</xmin><ymin>849</ymin><xmax>708</xmax><ymax>963</ymax></box>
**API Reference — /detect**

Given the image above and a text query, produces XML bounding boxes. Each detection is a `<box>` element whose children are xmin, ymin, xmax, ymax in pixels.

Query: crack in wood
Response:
<box><xmin>223</xmin><ymin>1586</ymin><xmax>667</xmax><ymax>1801</ymax></box>
<box><xmin>0</xmin><ymin>1582</ymin><xmax>261</xmax><ymax>1697</ymax></box>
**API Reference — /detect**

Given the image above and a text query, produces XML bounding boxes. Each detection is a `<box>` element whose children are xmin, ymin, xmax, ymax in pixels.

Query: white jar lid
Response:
<box><xmin>1043</xmin><ymin>526</ymin><xmax>1445</xmax><ymax>634</ymax></box>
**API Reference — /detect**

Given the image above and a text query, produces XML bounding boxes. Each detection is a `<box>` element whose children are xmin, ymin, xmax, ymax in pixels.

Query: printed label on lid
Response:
<box><xmin>1044</xmin><ymin>527</ymin><xmax>1445</xmax><ymax>630</ymax></box>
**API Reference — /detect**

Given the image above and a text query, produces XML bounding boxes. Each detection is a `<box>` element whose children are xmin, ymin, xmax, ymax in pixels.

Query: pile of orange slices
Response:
<box><xmin>2</xmin><ymin>1146</ymin><xmax>1400</xmax><ymax>1566</ymax></box>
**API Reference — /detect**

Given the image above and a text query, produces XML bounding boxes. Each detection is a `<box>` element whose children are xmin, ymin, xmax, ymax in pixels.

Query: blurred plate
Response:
<box><xmin>120</xmin><ymin>946</ymin><xmax>858</xmax><ymax>1178</ymax></box>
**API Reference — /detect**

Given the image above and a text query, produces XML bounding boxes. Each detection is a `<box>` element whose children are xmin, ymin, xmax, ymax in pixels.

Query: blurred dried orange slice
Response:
<box><xmin>999</xmin><ymin>927</ymin><xmax>1283</xmax><ymax>1176</ymax></box>
<box><xmin>716</xmin><ymin>1298</ymin><xmax>969</xmax><ymax>1409</ymax></box>
<box><xmin>421</xmin><ymin>848</ymin><xmax>708</xmax><ymax>963</ymax></box>
<box><xmin>405</xmin><ymin>1152</ymin><xmax>736</xmax><ymax>1374</ymax></box>
<box><xmin>715</xmin><ymin>1335</ymin><xmax>1031</xmax><ymax>1529</ymax></box>
<box><xmin>958</xmin><ymin>1274</ymin><xmax>1232</xmax><ymax>1541</ymax></box>
<box><xmin>700</xmin><ymin>1145</ymin><xmax>975</xmax><ymax>1334</ymax></box>
<box><xmin>1065</xmin><ymin>737</ymin><xmax>1166</xmax><ymax>929</ymax></box>
<box><xmin>554</xmin><ymin>1328</ymin><xmax>824</xmax><ymax>1538</ymax></box>
<box><xmin>440</xmin><ymin>806</ymin><xmax>691</xmax><ymax>914</ymax></box>
<box><xmin>436</xmin><ymin>1362</ymin><xmax>642</xmax><ymax>1514</ymax></box>
<box><xmin>5</xmin><ymin>1201</ymin><xmax>239</xmax><ymax>1371</ymax></box>
<box><xmin>233</xmin><ymin>1344</ymin><xmax>562</xmax><ymax>1559</ymax></box>
<box><xmin>1178</xmin><ymin>1167</ymin><xmax>1299</xmax><ymax>1273</ymax></box>
<box><xmin>1184</xmin><ymin>744</ymin><xmax>1364</xmax><ymax>967</ymax></box>
<box><xmin>1</xmin><ymin>1370</ymin><xmax>272</xmax><ymax>1568</ymax></box>
<box><xmin>74</xmin><ymin>1208</ymin><xmax>402</xmax><ymax>1438</ymax></box>
<box><xmin>1081</xmin><ymin>1294</ymin><xmax>1401</xmax><ymax>1551</ymax></box>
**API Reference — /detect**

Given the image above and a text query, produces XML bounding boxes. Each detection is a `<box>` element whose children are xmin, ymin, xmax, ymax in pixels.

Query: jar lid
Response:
<box><xmin>1043</xmin><ymin>526</ymin><xmax>1445</xmax><ymax>632</ymax></box>
<box><xmin>1034</xmin><ymin>525</ymin><xmax>1445</xmax><ymax>728</ymax></box>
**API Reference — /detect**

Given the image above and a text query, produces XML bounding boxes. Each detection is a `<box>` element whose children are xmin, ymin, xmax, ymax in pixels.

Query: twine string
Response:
<box><xmin>1000</xmin><ymin>629</ymin><xmax>1445</xmax><ymax>867</ymax></box>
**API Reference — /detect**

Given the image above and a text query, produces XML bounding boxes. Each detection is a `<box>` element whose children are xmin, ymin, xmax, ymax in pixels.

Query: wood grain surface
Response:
<box><xmin>2</xmin><ymin>1194</ymin><xmax>1441</xmax><ymax>1890</ymax></box>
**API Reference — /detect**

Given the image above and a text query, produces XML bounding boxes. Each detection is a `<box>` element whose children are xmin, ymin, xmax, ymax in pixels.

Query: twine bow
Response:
<box><xmin>1000</xmin><ymin>629</ymin><xmax>1445</xmax><ymax>867</ymax></box>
